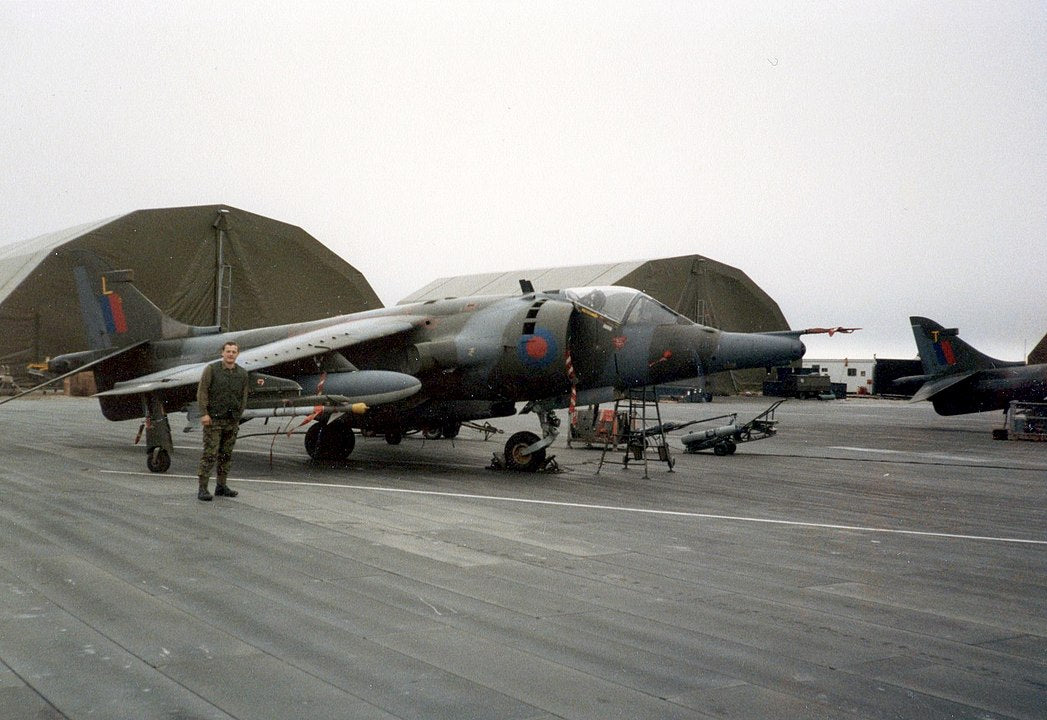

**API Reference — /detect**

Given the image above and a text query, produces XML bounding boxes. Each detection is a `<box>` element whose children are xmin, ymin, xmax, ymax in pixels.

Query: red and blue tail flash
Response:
<box><xmin>933</xmin><ymin>339</ymin><xmax>957</xmax><ymax>366</ymax></box>
<box><xmin>99</xmin><ymin>292</ymin><xmax>128</xmax><ymax>335</ymax></box>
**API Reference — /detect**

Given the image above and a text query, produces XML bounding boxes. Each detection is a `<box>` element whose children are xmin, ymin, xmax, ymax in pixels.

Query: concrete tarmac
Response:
<box><xmin>1</xmin><ymin>394</ymin><xmax>1044</xmax><ymax>719</ymax></box>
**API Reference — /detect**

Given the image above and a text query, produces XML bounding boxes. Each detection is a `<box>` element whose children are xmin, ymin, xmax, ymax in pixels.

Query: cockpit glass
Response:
<box><xmin>565</xmin><ymin>286</ymin><xmax>689</xmax><ymax>325</ymax></box>
<box><xmin>565</xmin><ymin>287</ymin><xmax>638</xmax><ymax>322</ymax></box>
<box><xmin>625</xmin><ymin>296</ymin><xmax>685</xmax><ymax>325</ymax></box>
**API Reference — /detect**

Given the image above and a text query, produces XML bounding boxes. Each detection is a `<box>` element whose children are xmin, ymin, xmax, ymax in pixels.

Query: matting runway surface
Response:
<box><xmin>1</xmin><ymin>395</ymin><xmax>1044</xmax><ymax>719</ymax></box>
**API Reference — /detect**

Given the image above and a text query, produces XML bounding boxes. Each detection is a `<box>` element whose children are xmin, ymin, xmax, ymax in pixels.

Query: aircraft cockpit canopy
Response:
<box><xmin>564</xmin><ymin>286</ymin><xmax>691</xmax><ymax>326</ymax></box>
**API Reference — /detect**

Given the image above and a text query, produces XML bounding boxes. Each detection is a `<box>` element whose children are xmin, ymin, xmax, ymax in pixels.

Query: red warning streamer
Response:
<box><xmin>565</xmin><ymin>351</ymin><xmax>578</xmax><ymax>417</ymax></box>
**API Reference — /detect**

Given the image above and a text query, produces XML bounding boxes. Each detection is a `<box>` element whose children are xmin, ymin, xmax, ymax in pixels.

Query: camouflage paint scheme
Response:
<box><xmin>34</xmin><ymin>269</ymin><xmax>817</xmax><ymax>472</ymax></box>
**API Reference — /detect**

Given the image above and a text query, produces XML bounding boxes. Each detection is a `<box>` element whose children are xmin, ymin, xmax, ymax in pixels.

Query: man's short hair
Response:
<box><xmin>222</xmin><ymin>341</ymin><xmax>239</xmax><ymax>351</ymax></box>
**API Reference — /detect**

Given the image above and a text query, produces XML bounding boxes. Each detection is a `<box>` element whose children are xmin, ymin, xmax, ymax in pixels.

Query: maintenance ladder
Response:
<box><xmin>596</xmin><ymin>386</ymin><xmax>675</xmax><ymax>478</ymax></box>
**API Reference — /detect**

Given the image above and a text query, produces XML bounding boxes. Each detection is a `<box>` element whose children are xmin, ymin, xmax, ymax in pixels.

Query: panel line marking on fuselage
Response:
<box><xmin>100</xmin><ymin>470</ymin><xmax>1047</xmax><ymax>546</ymax></box>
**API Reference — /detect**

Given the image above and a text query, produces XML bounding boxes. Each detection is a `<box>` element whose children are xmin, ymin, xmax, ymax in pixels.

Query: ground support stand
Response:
<box><xmin>596</xmin><ymin>386</ymin><xmax>674</xmax><ymax>478</ymax></box>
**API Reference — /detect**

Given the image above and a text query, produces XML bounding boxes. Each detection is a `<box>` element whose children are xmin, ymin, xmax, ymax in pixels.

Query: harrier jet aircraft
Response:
<box><xmin>6</xmin><ymin>267</ymin><xmax>852</xmax><ymax>472</ymax></box>
<box><xmin>901</xmin><ymin>316</ymin><xmax>1047</xmax><ymax>415</ymax></box>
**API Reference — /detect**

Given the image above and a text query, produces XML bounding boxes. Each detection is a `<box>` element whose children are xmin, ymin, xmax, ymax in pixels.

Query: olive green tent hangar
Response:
<box><xmin>0</xmin><ymin>205</ymin><xmax>381</xmax><ymax>379</ymax></box>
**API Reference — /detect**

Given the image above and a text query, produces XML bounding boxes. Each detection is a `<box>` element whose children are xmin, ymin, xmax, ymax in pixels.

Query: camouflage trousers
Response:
<box><xmin>198</xmin><ymin>418</ymin><xmax>240</xmax><ymax>481</ymax></box>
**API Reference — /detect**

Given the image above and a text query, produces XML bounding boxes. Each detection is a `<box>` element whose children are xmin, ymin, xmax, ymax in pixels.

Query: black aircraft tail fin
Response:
<box><xmin>909</xmin><ymin>316</ymin><xmax>1024</xmax><ymax>377</ymax></box>
<box><xmin>73</xmin><ymin>266</ymin><xmax>220</xmax><ymax>352</ymax></box>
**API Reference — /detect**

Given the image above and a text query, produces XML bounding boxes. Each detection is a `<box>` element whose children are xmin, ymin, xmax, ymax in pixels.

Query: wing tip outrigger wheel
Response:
<box><xmin>142</xmin><ymin>393</ymin><xmax>173</xmax><ymax>473</ymax></box>
<box><xmin>147</xmin><ymin>446</ymin><xmax>171</xmax><ymax>473</ymax></box>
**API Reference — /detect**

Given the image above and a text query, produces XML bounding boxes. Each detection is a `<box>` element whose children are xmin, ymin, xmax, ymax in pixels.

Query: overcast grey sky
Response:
<box><xmin>2</xmin><ymin>1</ymin><xmax>1044</xmax><ymax>360</ymax></box>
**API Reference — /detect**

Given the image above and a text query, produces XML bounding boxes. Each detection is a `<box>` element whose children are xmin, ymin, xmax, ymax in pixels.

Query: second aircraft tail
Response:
<box><xmin>909</xmin><ymin>316</ymin><xmax>1023</xmax><ymax>376</ymax></box>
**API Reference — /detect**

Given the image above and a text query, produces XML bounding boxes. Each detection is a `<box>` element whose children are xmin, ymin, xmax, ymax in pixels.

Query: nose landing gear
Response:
<box><xmin>493</xmin><ymin>402</ymin><xmax>560</xmax><ymax>473</ymax></box>
<box><xmin>503</xmin><ymin>431</ymin><xmax>545</xmax><ymax>472</ymax></box>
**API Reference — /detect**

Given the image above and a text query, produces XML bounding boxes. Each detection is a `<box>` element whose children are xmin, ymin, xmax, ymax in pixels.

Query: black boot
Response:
<box><xmin>214</xmin><ymin>480</ymin><xmax>238</xmax><ymax>498</ymax></box>
<box><xmin>198</xmin><ymin>478</ymin><xmax>213</xmax><ymax>501</ymax></box>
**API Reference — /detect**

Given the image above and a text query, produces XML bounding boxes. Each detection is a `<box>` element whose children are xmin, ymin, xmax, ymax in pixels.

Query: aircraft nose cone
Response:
<box><xmin>707</xmin><ymin>332</ymin><xmax>806</xmax><ymax>373</ymax></box>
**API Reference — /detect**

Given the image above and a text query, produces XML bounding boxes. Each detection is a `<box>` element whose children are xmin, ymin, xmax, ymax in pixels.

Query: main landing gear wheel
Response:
<box><xmin>504</xmin><ymin>431</ymin><xmax>545</xmax><ymax>472</ymax></box>
<box><xmin>147</xmin><ymin>447</ymin><xmax>171</xmax><ymax>473</ymax></box>
<box><xmin>305</xmin><ymin>421</ymin><xmax>356</xmax><ymax>461</ymax></box>
<box><xmin>304</xmin><ymin>423</ymin><xmax>323</xmax><ymax>458</ymax></box>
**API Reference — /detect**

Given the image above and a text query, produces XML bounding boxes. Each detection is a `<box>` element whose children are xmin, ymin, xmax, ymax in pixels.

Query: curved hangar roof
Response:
<box><xmin>0</xmin><ymin>205</ymin><xmax>381</xmax><ymax>369</ymax></box>
<box><xmin>400</xmin><ymin>255</ymin><xmax>789</xmax><ymax>334</ymax></box>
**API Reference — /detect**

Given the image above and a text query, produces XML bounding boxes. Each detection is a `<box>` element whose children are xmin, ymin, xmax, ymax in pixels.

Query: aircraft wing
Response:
<box><xmin>236</xmin><ymin>316</ymin><xmax>420</xmax><ymax>372</ymax></box>
<box><xmin>909</xmin><ymin>370</ymin><xmax>977</xmax><ymax>403</ymax></box>
<box><xmin>0</xmin><ymin>341</ymin><xmax>151</xmax><ymax>406</ymax></box>
<box><xmin>95</xmin><ymin>315</ymin><xmax>420</xmax><ymax>397</ymax></box>
<box><xmin>94</xmin><ymin>361</ymin><xmax>212</xmax><ymax>396</ymax></box>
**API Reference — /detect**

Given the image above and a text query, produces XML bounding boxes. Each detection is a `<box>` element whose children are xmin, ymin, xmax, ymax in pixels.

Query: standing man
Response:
<box><xmin>197</xmin><ymin>341</ymin><xmax>249</xmax><ymax>501</ymax></box>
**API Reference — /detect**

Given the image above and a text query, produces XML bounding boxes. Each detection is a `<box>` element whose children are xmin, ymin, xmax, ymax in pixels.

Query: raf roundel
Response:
<box><xmin>517</xmin><ymin>328</ymin><xmax>558</xmax><ymax>368</ymax></box>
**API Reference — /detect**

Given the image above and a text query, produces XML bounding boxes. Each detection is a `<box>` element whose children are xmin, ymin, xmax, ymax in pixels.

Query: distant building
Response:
<box><xmin>803</xmin><ymin>358</ymin><xmax>876</xmax><ymax>395</ymax></box>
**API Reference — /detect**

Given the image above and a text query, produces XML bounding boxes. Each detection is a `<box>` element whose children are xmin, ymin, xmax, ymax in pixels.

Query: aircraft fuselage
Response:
<box><xmin>930</xmin><ymin>365</ymin><xmax>1047</xmax><ymax>415</ymax></box>
<box><xmin>85</xmin><ymin>286</ymin><xmax>803</xmax><ymax>432</ymax></box>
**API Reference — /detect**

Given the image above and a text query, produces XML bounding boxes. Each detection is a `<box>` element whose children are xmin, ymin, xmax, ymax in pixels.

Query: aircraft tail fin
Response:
<box><xmin>909</xmin><ymin>316</ymin><xmax>1023</xmax><ymax>376</ymax></box>
<box><xmin>73</xmin><ymin>266</ymin><xmax>220</xmax><ymax>351</ymax></box>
